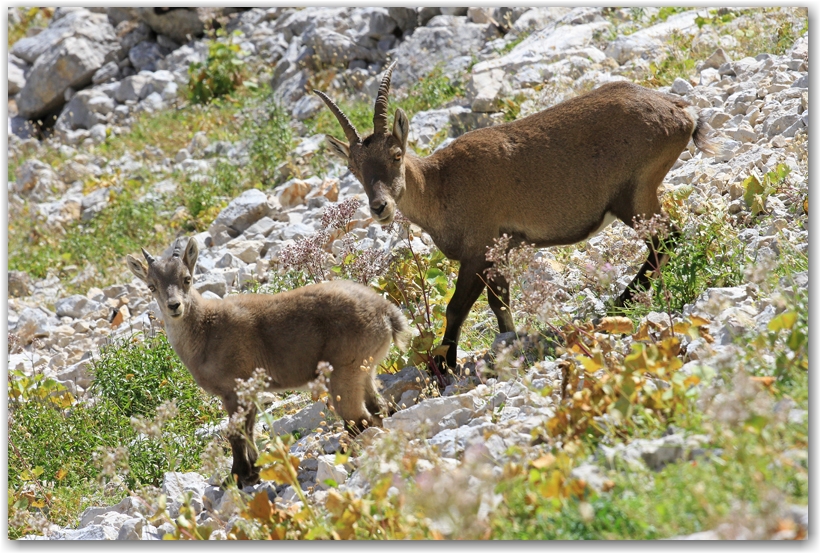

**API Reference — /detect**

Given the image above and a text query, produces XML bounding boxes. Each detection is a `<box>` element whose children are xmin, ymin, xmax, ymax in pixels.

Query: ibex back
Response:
<box><xmin>316</xmin><ymin>61</ymin><xmax>715</xmax><ymax>369</ymax></box>
<box><xmin>127</xmin><ymin>238</ymin><xmax>410</xmax><ymax>487</ymax></box>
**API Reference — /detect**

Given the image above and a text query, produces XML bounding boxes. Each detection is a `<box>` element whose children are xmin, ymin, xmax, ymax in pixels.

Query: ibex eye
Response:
<box><xmin>394</xmin><ymin>154</ymin><xmax>402</xmax><ymax>161</ymax></box>
<box><xmin>148</xmin><ymin>285</ymin><xmax>156</xmax><ymax>292</ymax></box>
<box><xmin>184</xmin><ymin>277</ymin><xmax>192</xmax><ymax>285</ymax></box>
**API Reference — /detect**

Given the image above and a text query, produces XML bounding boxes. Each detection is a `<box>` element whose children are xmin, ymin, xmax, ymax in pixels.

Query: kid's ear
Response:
<box><xmin>183</xmin><ymin>238</ymin><xmax>199</xmax><ymax>273</ymax></box>
<box><xmin>126</xmin><ymin>255</ymin><xmax>148</xmax><ymax>282</ymax></box>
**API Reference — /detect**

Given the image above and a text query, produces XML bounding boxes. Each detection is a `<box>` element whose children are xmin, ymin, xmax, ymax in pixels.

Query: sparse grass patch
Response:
<box><xmin>8</xmin><ymin>179</ymin><xmax>177</xmax><ymax>288</ymax></box>
<box><xmin>305</xmin><ymin>65</ymin><xmax>466</xmax><ymax>141</ymax></box>
<box><xmin>640</xmin><ymin>30</ymin><xmax>701</xmax><ymax>87</ymax></box>
<box><xmin>96</xmin><ymin>91</ymin><xmax>250</xmax><ymax>160</ymax></box>
<box><xmin>726</xmin><ymin>8</ymin><xmax>807</xmax><ymax>59</ymax></box>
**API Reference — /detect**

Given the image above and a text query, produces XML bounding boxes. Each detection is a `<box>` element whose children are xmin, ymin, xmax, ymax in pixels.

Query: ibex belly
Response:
<box><xmin>585</xmin><ymin>211</ymin><xmax>617</xmax><ymax>240</ymax></box>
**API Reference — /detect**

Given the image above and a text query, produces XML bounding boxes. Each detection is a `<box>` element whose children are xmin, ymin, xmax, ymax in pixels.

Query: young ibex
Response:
<box><xmin>316</xmin><ymin>61</ymin><xmax>716</xmax><ymax>369</ymax></box>
<box><xmin>126</xmin><ymin>238</ymin><xmax>410</xmax><ymax>487</ymax></box>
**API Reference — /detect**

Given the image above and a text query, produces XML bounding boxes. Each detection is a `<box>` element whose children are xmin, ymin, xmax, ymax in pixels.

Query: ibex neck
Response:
<box><xmin>162</xmin><ymin>288</ymin><xmax>207</xmax><ymax>364</ymax></box>
<box><xmin>398</xmin><ymin>153</ymin><xmax>439</xmax><ymax>230</ymax></box>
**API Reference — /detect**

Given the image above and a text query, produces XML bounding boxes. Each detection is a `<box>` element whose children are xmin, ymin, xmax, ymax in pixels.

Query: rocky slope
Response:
<box><xmin>8</xmin><ymin>7</ymin><xmax>808</xmax><ymax>540</ymax></box>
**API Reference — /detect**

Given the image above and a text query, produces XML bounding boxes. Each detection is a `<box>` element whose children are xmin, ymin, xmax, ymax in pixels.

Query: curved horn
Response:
<box><xmin>373</xmin><ymin>60</ymin><xmax>397</xmax><ymax>134</ymax></box>
<box><xmin>172</xmin><ymin>241</ymin><xmax>182</xmax><ymax>258</ymax></box>
<box><xmin>141</xmin><ymin>248</ymin><xmax>156</xmax><ymax>265</ymax></box>
<box><xmin>313</xmin><ymin>90</ymin><xmax>361</xmax><ymax>145</ymax></box>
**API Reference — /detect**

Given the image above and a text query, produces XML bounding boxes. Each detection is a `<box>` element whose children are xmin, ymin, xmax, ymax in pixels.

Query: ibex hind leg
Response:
<box><xmin>487</xmin><ymin>272</ymin><xmax>516</xmax><ymax>334</ymax></box>
<box><xmin>363</xmin><ymin>340</ymin><xmax>390</xmax><ymax>423</ymax></box>
<box><xmin>614</xmin><ymin>187</ymin><xmax>680</xmax><ymax>308</ymax></box>
<box><xmin>328</xmin><ymin>364</ymin><xmax>374</xmax><ymax>435</ymax></box>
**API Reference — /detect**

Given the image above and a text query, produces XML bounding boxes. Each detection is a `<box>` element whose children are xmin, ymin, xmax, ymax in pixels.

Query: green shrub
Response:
<box><xmin>188</xmin><ymin>31</ymin><xmax>246</xmax><ymax>105</ymax></box>
<box><xmin>8</xmin><ymin>332</ymin><xmax>223</xmax><ymax>494</ymax></box>
<box><xmin>246</xmin><ymin>97</ymin><xmax>294</xmax><ymax>185</ymax></box>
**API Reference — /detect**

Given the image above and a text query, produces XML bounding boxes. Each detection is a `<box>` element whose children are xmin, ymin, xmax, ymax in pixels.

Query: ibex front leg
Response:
<box><xmin>439</xmin><ymin>259</ymin><xmax>491</xmax><ymax>370</ymax></box>
<box><xmin>223</xmin><ymin>391</ymin><xmax>260</xmax><ymax>488</ymax></box>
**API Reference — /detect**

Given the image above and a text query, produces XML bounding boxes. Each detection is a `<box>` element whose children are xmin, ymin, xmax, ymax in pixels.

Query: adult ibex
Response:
<box><xmin>315</xmin><ymin>61</ymin><xmax>716</xmax><ymax>370</ymax></box>
<box><xmin>126</xmin><ymin>238</ymin><xmax>410</xmax><ymax>487</ymax></box>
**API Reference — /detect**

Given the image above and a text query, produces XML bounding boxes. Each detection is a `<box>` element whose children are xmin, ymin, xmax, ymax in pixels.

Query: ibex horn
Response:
<box><xmin>141</xmin><ymin>248</ymin><xmax>156</xmax><ymax>265</ymax></box>
<box><xmin>313</xmin><ymin>90</ymin><xmax>361</xmax><ymax>145</ymax></box>
<box><xmin>172</xmin><ymin>241</ymin><xmax>182</xmax><ymax>258</ymax></box>
<box><xmin>373</xmin><ymin>60</ymin><xmax>397</xmax><ymax>135</ymax></box>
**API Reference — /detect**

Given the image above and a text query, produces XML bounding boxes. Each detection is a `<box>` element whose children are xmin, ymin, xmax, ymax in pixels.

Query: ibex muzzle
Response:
<box><xmin>316</xmin><ymin>61</ymin><xmax>716</xmax><ymax>370</ymax></box>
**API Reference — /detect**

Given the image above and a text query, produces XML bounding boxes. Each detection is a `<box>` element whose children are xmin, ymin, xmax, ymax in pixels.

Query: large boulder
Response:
<box><xmin>471</xmin><ymin>19</ymin><xmax>611</xmax><ymax>76</ymax></box>
<box><xmin>56</xmin><ymin>88</ymin><xmax>115</xmax><ymax>130</ymax></box>
<box><xmin>303</xmin><ymin>27</ymin><xmax>374</xmax><ymax>67</ymax></box>
<box><xmin>387</xmin><ymin>7</ymin><xmax>419</xmax><ymax>35</ymax></box>
<box><xmin>16</xmin><ymin>35</ymin><xmax>121</xmax><ymax>119</ymax></box>
<box><xmin>10</xmin><ymin>8</ymin><xmax>119</xmax><ymax>64</ymax></box>
<box><xmin>136</xmin><ymin>8</ymin><xmax>227</xmax><ymax>45</ymax></box>
<box><xmin>209</xmin><ymin>188</ymin><xmax>276</xmax><ymax>238</ymax></box>
<box><xmin>604</xmin><ymin>34</ymin><xmax>663</xmax><ymax>65</ymax></box>
<box><xmin>391</xmin><ymin>20</ymin><xmax>500</xmax><ymax>89</ymax></box>
<box><xmin>14</xmin><ymin>307</ymin><xmax>52</xmax><ymax>344</ymax></box>
<box><xmin>128</xmin><ymin>41</ymin><xmax>167</xmax><ymax>72</ymax></box>
<box><xmin>466</xmin><ymin>68</ymin><xmax>511</xmax><ymax>112</ymax></box>
<box><xmin>55</xmin><ymin>295</ymin><xmax>108</xmax><ymax>319</ymax></box>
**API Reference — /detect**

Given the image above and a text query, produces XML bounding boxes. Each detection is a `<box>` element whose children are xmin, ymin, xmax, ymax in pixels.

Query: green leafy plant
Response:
<box><xmin>245</xmin><ymin>97</ymin><xmax>294</xmax><ymax>185</ymax></box>
<box><xmin>376</xmin><ymin>240</ymin><xmax>456</xmax><ymax>385</ymax></box>
<box><xmin>188</xmin><ymin>31</ymin><xmax>246</xmax><ymax>105</ymax></box>
<box><xmin>742</xmin><ymin>163</ymin><xmax>791</xmax><ymax>216</ymax></box>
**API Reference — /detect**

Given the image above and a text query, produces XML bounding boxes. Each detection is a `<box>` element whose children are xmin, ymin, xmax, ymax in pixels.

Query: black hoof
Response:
<box><xmin>223</xmin><ymin>471</ymin><xmax>260</xmax><ymax>489</ymax></box>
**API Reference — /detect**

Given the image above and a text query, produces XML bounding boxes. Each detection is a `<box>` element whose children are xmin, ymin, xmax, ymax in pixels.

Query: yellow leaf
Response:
<box><xmin>259</xmin><ymin>466</ymin><xmax>290</xmax><ymax>484</ymax></box>
<box><xmin>673</xmin><ymin>321</ymin><xmax>691</xmax><ymax>335</ymax></box>
<box><xmin>689</xmin><ymin>315</ymin><xmax>710</xmax><ymax>327</ymax></box>
<box><xmin>596</xmin><ymin>316</ymin><xmax>634</xmax><ymax>334</ymax></box>
<box><xmin>325</xmin><ymin>490</ymin><xmax>345</xmax><ymax>517</ymax></box>
<box><xmin>578</xmin><ymin>356</ymin><xmax>602</xmax><ymax>373</ymax></box>
<box><xmin>568</xmin><ymin>478</ymin><xmax>587</xmax><ymax>499</ymax></box>
<box><xmin>632</xmin><ymin>322</ymin><xmax>651</xmax><ymax>341</ymax></box>
<box><xmin>55</xmin><ymin>468</ymin><xmax>68</xmax><ymax>481</ymax></box>
<box><xmin>247</xmin><ymin>491</ymin><xmax>272</xmax><ymax>520</ymax></box>
<box><xmin>768</xmin><ymin>311</ymin><xmax>797</xmax><ymax>332</ymax></box>
<box><xmin>539</xmin><ymin>470</ymin><xmax>564</xmax><ymax>498</ymax></box>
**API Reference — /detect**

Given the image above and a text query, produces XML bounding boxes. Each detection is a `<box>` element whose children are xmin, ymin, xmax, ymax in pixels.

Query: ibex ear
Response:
<box><xmin>182</xmin><ymin>238</ymin><xmax>199</xmax><ymax>273</ymax></box>
<box><xmin>126</xmin><ymin>254</ymin><xmax>149</xmax><ymax>282</ymax></box>
<box><xmin>393</xmin><ymin>108</ymin><xmax>409</xmax><ymax>152</ymax></box>
<box><xmin>325</xmin><ymin>135</ymin><xmax>350</xmax><ymax>163</ymax></box>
